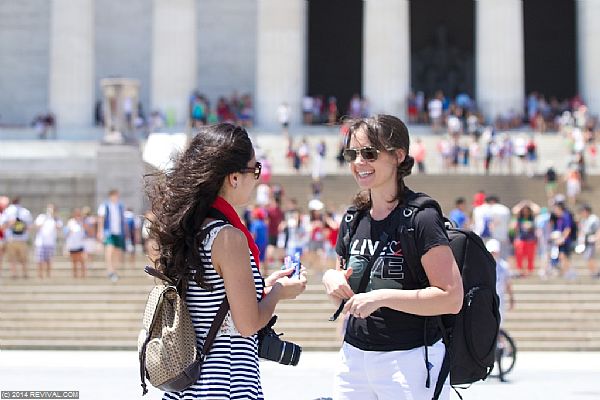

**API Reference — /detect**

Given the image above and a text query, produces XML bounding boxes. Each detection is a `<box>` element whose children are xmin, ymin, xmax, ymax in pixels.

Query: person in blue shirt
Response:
<box><xmin>551</xmin><ymin>200</ymin><xmax>575</xmax><ymax>279</ymax></box>
<box><xmin>250</xmin><ymin>207</ymin><xmax>268</xmax><ymax>263</ymax></box>
<box><xmin>449</xmin><ymin>197</ymin><xmax>469</xmax><ymax>229</ymax></box>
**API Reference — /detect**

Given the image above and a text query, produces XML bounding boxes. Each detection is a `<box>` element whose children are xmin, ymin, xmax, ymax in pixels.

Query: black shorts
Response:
<box><xmin>69</xmin><ymin>248</ymin><xmax>85</xmax><ymax>254</ymax></box>
<box><xmin>558</xmin><ymin>243</ymin><xmax>572</xmax><ymax>257</ymax></box>
<box><xmin>268</xmin><ymin>235</ymin><xmax>278</xmax><ymax>247</ymax></box>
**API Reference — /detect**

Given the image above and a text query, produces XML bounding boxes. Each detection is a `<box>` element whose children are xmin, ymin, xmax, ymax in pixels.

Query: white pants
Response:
<box><xmin>333</xmin><ymin>340</ymin><xmax>450</xmax><ymax>400</ymax></box>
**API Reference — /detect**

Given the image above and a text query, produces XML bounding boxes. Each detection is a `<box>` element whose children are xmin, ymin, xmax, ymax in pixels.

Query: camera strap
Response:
<box><xmin>329</xmin><ymin>229</ymin><xmax>392</xmax><ymax>321</ymax></box>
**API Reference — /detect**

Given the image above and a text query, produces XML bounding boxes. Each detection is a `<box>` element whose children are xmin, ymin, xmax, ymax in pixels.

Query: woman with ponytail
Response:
<box><xmin>322</xmin><ymin>115</ymin><xmax>463</xmax><ymax>400</ymax></box>
<box><xmin>147</xmin><ymin>123</ymin><xmax>306</xmax><ymax>399</ymax></box>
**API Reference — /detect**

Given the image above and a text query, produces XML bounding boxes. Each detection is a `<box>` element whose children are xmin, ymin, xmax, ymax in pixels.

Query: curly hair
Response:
<box><xmin>146</xmin><ymin>123</ymin><xmax>254</xmax><ymax>294</ymax></box>
<box><xmin>343</xmin><ymin>114</ymin><xmax>415</xmax><ymax>210</ymax></box>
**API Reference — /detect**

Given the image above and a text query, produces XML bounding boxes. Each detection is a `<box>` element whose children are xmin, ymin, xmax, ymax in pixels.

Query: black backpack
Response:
<box><xmin>340</xmin><ymin>192</ymin><xmax>500</xmax><ymax>400</ymax></box>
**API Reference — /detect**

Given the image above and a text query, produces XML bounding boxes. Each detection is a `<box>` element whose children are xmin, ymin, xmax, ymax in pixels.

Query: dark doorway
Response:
<box><xmin>307</xmin><ymin>0</ymin><xmax>363</xmax><ymax>120</ymax></box>
<box><xmin>523</xmin><ymin>0</ymin><xmax>576</xmax><ymax>100</ymax></box>
<box><xmin>410</xmin><ymin>0</ymin><xmax>474</xmax><ymax>99</ymax></box>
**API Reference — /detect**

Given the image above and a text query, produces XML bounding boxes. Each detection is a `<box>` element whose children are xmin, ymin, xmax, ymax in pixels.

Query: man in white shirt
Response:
<box><xmin>428</xmin><ymin>94</ymin><xmax>443</xmax><ymax>133</ymax></box>
<box><xmin>0</xmin><ymin>197</ymin><xmax>33</xmax><ymax>278</ymax></box>
<box><xmin>97</xmin><ymin>189</ymin><xmax>127</xmax><ymax>282</ymax></box>
<box><xmin>577</xmin><ymin>204</ymin><xmax>600</xmax><ymax>278</ymax></box>
<box><xmin>34</xmin><ymin>204</ymin><xmax>62</xmax><ymax>278</ymax></box>
<box><xmin>472</xmin><ymin>195</ymin><xmax>511</xmax><ymax>259</ymax></box>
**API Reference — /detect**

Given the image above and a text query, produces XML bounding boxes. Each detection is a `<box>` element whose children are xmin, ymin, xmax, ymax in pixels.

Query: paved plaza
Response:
<box><xmin>0</xmin><ymin>350</ymin><xmax>598</xmax><ymax>399</ymax></box>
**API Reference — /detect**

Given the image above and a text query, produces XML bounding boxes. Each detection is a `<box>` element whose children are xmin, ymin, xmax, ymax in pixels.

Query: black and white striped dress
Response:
<box><xmin>163</xmin><ymin>220</ymin><xmax>265</xmax><ymax>400</ymax></box>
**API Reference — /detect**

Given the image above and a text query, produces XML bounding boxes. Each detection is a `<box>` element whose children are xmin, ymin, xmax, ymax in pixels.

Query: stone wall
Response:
<box><xmin>0</xmin><ymin>1</ymin><xmax>50</xmax><ymax>125</ymax></box>
<box><xmin>0</xmin><ymin>174</ymin><xmax>95</xmax><ymax>217</ymax></box>
<box><xmin>94</xmin><ymin>0</ymin><xmax>152</xmax><ymax>113</ymax></box>
<box><xmin>197</xmin><ymin>0</ymin><xmax>257</xmax><ymax>104</ymax></box>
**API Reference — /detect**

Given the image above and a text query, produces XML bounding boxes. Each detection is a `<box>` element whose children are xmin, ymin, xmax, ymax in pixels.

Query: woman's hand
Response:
<box><xmin>271</xmin><ymin>272</ymin><xmax>307</xmax><ymax>300</ymax></box>
<box><xmin>264</xmin><ymin>267</ymin><xmax>295</xmax><ymax>287</ymax></box>
<box><xmin>322</xmin><ymin>268</ymin><xmax>354</xmax><ymax>301</ymax></box>
<box><xmin>342</xmin><ymin>292</ymin><xmax>381</xmax><ymax>319</ymax></box>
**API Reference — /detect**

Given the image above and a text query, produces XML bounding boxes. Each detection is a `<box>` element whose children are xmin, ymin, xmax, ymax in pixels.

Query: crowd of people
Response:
<box><xmin>449</xmin><ymin>191</ymin><xmax>600</xmax><ymax>281</ymax></box>
<box><xmin>0</xmin><ymin>190</ymin><xmax>143</xmax><ymax>281</ymax></box>
<box><xmin>405</xmin><ymin>90</ymin><xmax>600</xmax><ymax>149</ymax></box>
<box><xmin>189</xmin><ymin>90</ymin><xmax>254</xmax><ymax>129</ymax></box>
<box><xmin>3</xmin><ymin>115</ymin><xmax>600</xmax><ymax>399</ymax></box>
<box><xmin>301</xmin><ymin>94</ymin><xmax>370</xmax><ymax>125</ymax></box>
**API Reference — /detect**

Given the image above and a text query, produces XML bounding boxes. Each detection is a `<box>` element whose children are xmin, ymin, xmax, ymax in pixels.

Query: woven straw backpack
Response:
<box><xmin>138</xmin><ymin>266</ymin><xmax>229</xmax><ymax>395</ymax></box>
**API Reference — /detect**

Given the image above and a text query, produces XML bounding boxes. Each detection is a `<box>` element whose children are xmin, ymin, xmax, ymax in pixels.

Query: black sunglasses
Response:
<box><xmin>342</xmin><ymin>146</ymin><xmax>381</xmax><ymax>162</ymax></box>
<box><xmin>240</xmin><ymin>161</ymin><xmax>262</xmax><ymax>180</ymax></box>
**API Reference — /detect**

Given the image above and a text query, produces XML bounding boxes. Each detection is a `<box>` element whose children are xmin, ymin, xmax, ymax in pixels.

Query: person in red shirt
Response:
<box><xmin>266</xmin><ymin>197</ymin><xmax>284</xmax><ymax>272</ymax></box>
<box><xmin>0</xmin><ymin>196</ymin><xmax>9</xmax><ymax>271</ymax></box>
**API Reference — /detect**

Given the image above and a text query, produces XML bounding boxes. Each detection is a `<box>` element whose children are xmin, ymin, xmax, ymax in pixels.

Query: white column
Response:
<box><xmin>363</xmin><ymin>0</ymin><xmax>410</xmax><ymax>120</ymax></box>
<box><xmin>578</xmin><ymin>0</ymin><xmax>600</xmax><ymax>116</ymax></box>
<box><xmin>48</xmin><ymin>0</ymin><xmax>94</xmax><ymax>127</ymax></box>
<box><xmin>151</xmin><ymin>0</ymin><xmax>196</xmax><ymax>125</ymax></box>
<box><xmin>476</xmin><ymin>0</ymin><xmax>525</xmax><ymax>122</ymax></box>
<box><xmin>256</xmin><ymin>0</ymin><xmax>306</xmax><ymax>128</ymax></box>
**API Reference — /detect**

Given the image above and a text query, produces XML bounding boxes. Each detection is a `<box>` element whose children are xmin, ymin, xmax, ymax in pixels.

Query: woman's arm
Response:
<box><xmin>212</xmin><ymin>227</ymin><xmax>306</xmax><ymax>337</ymax></box>
<box><xmin>343</xmin><ymin>245</ymin><xmax>463</xmax><ymax>318</ymax></box>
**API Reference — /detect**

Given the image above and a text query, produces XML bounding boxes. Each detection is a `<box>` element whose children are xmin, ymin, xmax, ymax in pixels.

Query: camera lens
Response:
<box><xmin>259</xmin><ymin>336</ymin><xmax>302</xmax><ymax>366</ymax></box>
<box><xmin>279</xmin><ymin>340</ymin><xmax>302</xmax><ymax>366</ymax></box>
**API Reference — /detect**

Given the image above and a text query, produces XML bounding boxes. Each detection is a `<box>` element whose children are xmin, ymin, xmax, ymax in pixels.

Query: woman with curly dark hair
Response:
<box><xmin>321</xmin><ymin>115</ymin><xmax>463</xmax><ymax>400</ymax></box>
<box><xmin>147</xmin><ymin>123</ymin><xmax>306</xmax><ymax>399</ymax></box>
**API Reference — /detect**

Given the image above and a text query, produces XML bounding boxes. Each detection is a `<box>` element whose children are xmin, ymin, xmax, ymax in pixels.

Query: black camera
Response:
<box><xmin>257</xmin><ymin>315</ymin><xmax>302</xmax><ymax>366</ymax></box>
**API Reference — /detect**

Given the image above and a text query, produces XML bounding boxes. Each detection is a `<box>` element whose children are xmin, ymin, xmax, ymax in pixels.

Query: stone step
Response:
<box><xmin>501</xmin><ymin>303</ymin><xmax>600</xmax><ymax>311</ymax></box>
<box><xmin>508</xmin><ymin>331</ymin><xmax>600</xmax><ymax>340</ymax></box>
<box><xmin>503</xmin><ymin>312</ymin><xmax>600</xmax><ymax>321</ymax></box>
<box><xmin>0</xmin><ymin>338</ymin><xmax>344</xmax><ymax>351</ymax></box>
<box><xmin>0</xmin><ymin>319</ymin><xmax>339</xmax><ymax>331</ymax></box>
<box><xmin>0</xmin><ymin>328</ymin><xmax>340</xmax><ymax>341</ymax></box>
<box><xmin>4</xmin><ymin>318</ymin><xmax>597</xmax><ymax>333</ymax></box>
<box><xmin>503</xmin><ymin>321</ymin><xmax>600</xmax><ymax>331</ymax></box>
<box><xmin>0</xmin><ymin>339</ymin><xmax>136</xmax><ymax>350</ymax></box>
<box><xmin>10</xmin><ymin>291</ymin><xmax>596</xmax><ymax>303</ymax></box>
<box><xmin>0</xmin><ymin>312</ymin><xmax>334</xmax><ymax>324</ymax></box>
<box><xmin>513</xmin><ymin>293</ymin><xmax>600</xmax><ymax>302</ymax></box>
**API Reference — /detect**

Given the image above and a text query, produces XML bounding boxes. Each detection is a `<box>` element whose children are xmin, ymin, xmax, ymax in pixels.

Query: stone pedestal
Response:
<box><xmin>151</xmin><ymin>0</ymin><xmax>197</xmax><ymax>125</ymax></box>
<box><xmin>578</xmin><ymin>0</ymin><xmax>600</xmax><ymax>116</ymax></box>
<box><xmin>48</xmin><ymin>0</ymin><xmax>94</xmax><ymax>127</ymax></box>
<box><xmin>96</xmin><ymin>146</ymin><xmax>144</xmax><ymax>214</ymax></box>
<box><xmin>363</xmin><ymin>0</ymin><xmax>410</xmax><ymax>120</ymax></box>
<box><xmin>255</xmin><ymin>0</ymin><xmax>306</xmax><ymax>128</ymax></box>
<box><xmin>476</xmin><ymin>0</ymin><xmax>525</xmax><ymax>122</ymax></box>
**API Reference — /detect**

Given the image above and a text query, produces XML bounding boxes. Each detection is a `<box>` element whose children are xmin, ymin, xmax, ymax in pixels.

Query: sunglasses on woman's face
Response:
<box><xmin>240</xmin><ymin>161</ymin><xmax>262</xmax><ymax>180</ymax></box>
<box><xmin>342</xmin><ymin>146</ymin><xmax>381</xmax><ymax>162</ymax></box>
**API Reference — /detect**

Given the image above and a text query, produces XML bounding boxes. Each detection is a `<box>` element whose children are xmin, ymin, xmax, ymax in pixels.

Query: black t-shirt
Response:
<box><xmin>335</xmin><ymin>196</ymin><xmax>449</xmax><ymax>351</ymax></box>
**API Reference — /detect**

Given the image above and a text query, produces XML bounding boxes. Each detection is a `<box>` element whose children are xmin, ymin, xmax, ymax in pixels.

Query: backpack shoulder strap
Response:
<box><xmin>340</xmin><ymin>206</ymin><xmax>364</xmax><ymax>263</ymax></box>
<box><xmin>398</xmin><ymin>192</ymin><xmax>445</xmax><ymax>287</ymax></box>
<box><xmin>405</xmin><ymin>192</ymin><xmax>444</xmax><ymax>217</ymax></box>
<box><xmin>399</xmin><ymin>194</ymin><xmax>453</xmax><ymax>398</ymax></box>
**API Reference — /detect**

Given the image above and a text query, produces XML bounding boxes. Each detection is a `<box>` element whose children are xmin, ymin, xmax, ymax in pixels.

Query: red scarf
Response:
<box><xmin>211</xmin><ymin>196</ymin><xmax>260</xmax><ymax>272</ymax></box>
